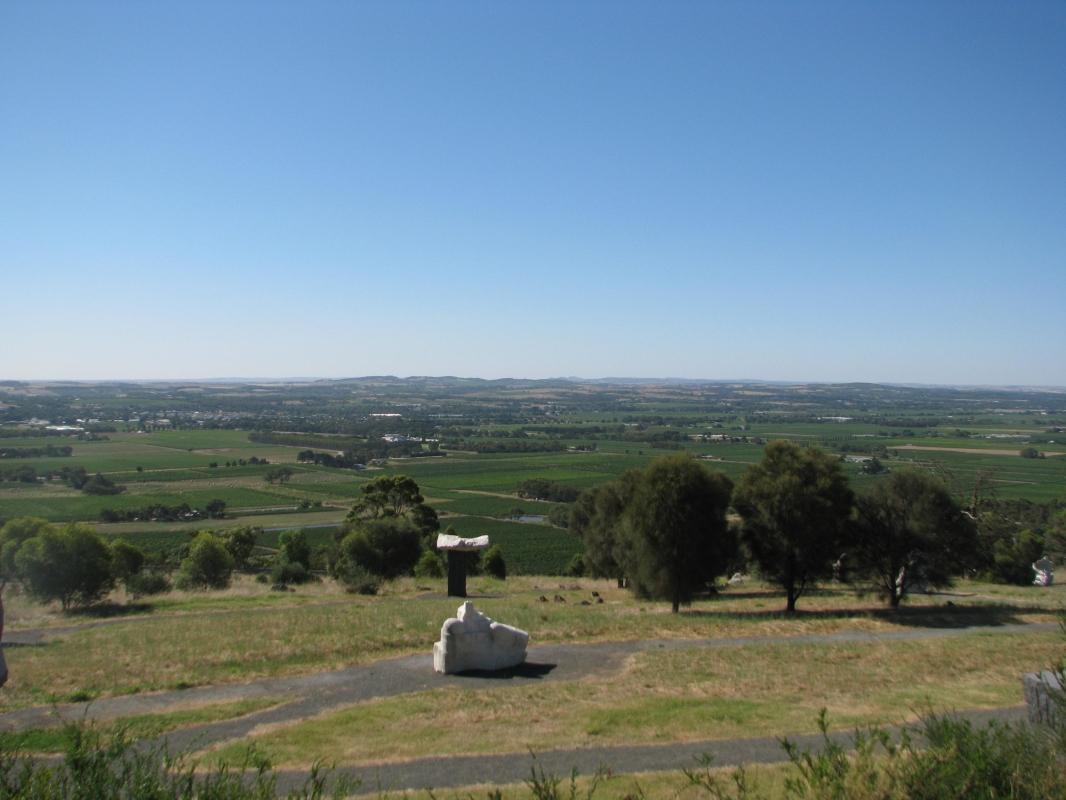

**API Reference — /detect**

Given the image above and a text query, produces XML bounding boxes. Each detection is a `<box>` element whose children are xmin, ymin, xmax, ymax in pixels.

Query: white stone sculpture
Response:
<box><xmin>433</xmin><ymin>601</ymin><xmax>529</xmax><ymax>674</ymax></box>
<box><xmin>1033</xmin><ymin>556</ymin><xmax>1054</xmax><ymax>587</ymax></box>
<box><xmin>436</xmin><ymin>533</ymin><xmax>489</xmax><ymax>550</ymax></box>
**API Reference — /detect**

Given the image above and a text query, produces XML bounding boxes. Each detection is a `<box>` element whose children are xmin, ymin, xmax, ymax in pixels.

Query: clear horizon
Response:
<box><xmin>2</xmin><ymin>2</ymin><xmax>1064</xmax><ymax>385</ymax></box>
<box><xmin>3</xmin><ymin>374</ymin><xmax>1065</xmax><ymax>391</ymax></box>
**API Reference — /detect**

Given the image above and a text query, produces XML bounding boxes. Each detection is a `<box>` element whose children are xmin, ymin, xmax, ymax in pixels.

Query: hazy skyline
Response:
<box><xmin>2</xmin><ymin>2</ymin><xmax>1064</xmax><ymax>385</ymax></box>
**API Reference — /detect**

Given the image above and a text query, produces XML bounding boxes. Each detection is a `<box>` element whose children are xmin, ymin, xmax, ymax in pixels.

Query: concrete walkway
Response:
<box><xmin>269</xmin><ymin>706</ymin><xmax>1028</xmax><ymax>794</ymax></box>
<box><xmin>1</xmin><ymin>621</ymin><xmax>1053</xmax><ymax>745</ymax></box>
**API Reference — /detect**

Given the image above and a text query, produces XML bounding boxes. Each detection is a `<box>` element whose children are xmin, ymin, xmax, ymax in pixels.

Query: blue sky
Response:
<box><xmin>1</xmin><ymin>1</ymin><xmax>1063</xmax><ymax>384</ymax></box>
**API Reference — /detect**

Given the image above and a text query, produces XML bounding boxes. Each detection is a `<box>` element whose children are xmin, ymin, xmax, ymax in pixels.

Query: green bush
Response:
<box><xmin>338</xmin><ymin>519</ymin><xmax>422</xmax><ymax>580</ymax></box>
<box><xmin>278</xmin><ymin>529</ymin><xmax>312</xmax><ymax>570</ymax></box>
<box><xmin>271</xmin><ymin>560</ymin><xmax>312</xmax><ymax>585</ymax></box>
<box><xmin>14</xmin><ymin>524</ymin><xmax>115</xmax><ymax>609</ymax></box>
<box><xmin>566</xmin><ymin>553</ymin><xmax>585</xmax><ymax>577</ymax></box>
<box><xmin>484</xmin><ymin>544</ymin><xmax>507</xmax><ymax>579</ymax></box>
<box><xmin>687</xmin><ymin>709</ymin><xmax>1066</xmax><ymax>799</ymax></box>
<box><xmin>176</xmin><ymin>532</ymin><xmax>234</xmax><ymax>590</ymax></box>
<box><xmin>0</xmin><ymin>517</ymin><xmax>51</xmax><ymax>582</ymax></box>
<box><xmin>413</xmin><ymin>549</ymin><xmax>445</xmax><ymax>578</ymax></box>
<box><xmin>336</xmin><ymin>561</ymin><xmax>380</xmax><ymax>595</ymax></box>
<box><xmin>991</xmin><ymin>529</ymin><xmax>1045</xmax><ymax>585</ymax></box>
<box><xmin>222</xmin><ymin>526</ymin><xmax>260</xmax><ymax>569</ymax></box>
<box><xmin>125</xmin><ymin>570</ymin><xmax>170</xmax><ymax>598</ymax></box>
<box><xmin>110</xmin><ymin>539</ymin><xmax>146</xmax><ymax>583</ymax></box>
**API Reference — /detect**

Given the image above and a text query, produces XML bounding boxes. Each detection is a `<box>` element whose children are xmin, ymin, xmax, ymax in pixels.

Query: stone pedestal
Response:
<box><xmin>436</xmin><ymin>533</ymin><xmax>489</xmax><ymax>598</ymax></box>
<box><xmin>447</xmin><ymin>551</ymin><xmax>468</xmax><ymax>598</ymax></box>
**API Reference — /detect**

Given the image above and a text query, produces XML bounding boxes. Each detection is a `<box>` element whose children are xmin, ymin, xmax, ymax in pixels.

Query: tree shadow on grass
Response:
<box><xmin>679</xmin><ymin>603</ymin><xmax>1050</xmax><ymax>629</ymax></box>
<box><xmin>64</xmin><ymin>602</ymin><xmax>154</xmax><ymax>619</ymax></box>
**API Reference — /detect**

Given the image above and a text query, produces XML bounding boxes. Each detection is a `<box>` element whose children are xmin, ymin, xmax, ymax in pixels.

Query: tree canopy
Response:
<box><xmin>622</xmin><ymin>453</ymin><xmax>735</xmax><ymax>612</ymax></box>
<box><xmin>346</xmin><ymin>475</ymin><xmax>439</xmax><ymax>538</ymax></box>
<box><xmin>339</xmin><ymin>518</ymin><xmax>423</xmax><ymax>580</ymax></box>
<box><xmin>732</xmin><ymin>440</ymin><xmax>854</xmax><ymax>612</ymax></box>
<box><xmin>853</xmin><ymin>469</ymin><xmax>977</xmax><ymax>607</ymax></box>
<box><xmin>569</xmin><ymin>470</ymin><xmax>641</xmax><ymax>586</ymax></box>
<box><xmin>177</xmin><ymin>532</ymin><xmax>234</xmax><ymax>590</ymax></box>
<box><xmin>15</xmin><ymin>523</ymin><xmax>116</xmax><ymax>609</ymax></box>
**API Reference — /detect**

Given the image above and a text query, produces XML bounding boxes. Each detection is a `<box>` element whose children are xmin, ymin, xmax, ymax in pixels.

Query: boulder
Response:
<box><xmin>433</xmin><ymin>601</ymin><xmax>529</xmax><ymax>674</ymax></box>
<box><xmin>1023</xmin><ymin>671</ymin><xmax>1063</xmax><ymax>725</ymax></box>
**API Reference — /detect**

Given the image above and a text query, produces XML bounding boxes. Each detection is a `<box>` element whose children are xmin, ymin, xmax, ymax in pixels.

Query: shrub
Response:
<box><xmin>338</xmin><ymin>518</ymin><xmax>422</xmax><ymax>580</ymax></box>
<box><xmin>110</xmin><ymin>539</ymin><xmax>146</xmax><ymax>583</ymax></box>
<box><xmin>176</xmin><ymin>532</ymin><xmax>234</xmax><ymax>590</ymax></box>
<box><xmin>278</xmin><ymin>529</ymin><xmax>312</xmax><ymax>570</ymax></box>
<box><xmin>413</xmin><ymin>549</ymin><xmax>445</xmax><ymax>578</ymax></box>
<box><xmin>336</xmin><ymin>561</ymin><xmax>380</xmax><ymax>595</ymax></box>
<box><xmin>483</xmin><ymin>544</ymin><xmax>507</xmax><ymax>579</ymax></box>
<box><xmin>566</xmin><ymin>553</ymin><xmax>585</xmax><ymax>577</ymax></box>
<box><xmin>271</xmin><ymin>560</ymin><xmax>312</xmax><ymax>585</ymax></box>
<box><xmin>0</xmin><ymin>720</ymin><xmax>355</xmax><ymax>798</ymax></box>
<box><xmin>991</xmin><ymin>529</ymin><xmax>1046</xmax><ymax>585</ymax></box>
<box><xmin>14</xmin><ymin>524</ymin><xmax>115</xmax><ymax>609</ymax></box>
<box><xmin>0</xmin><ymin>517</ymin><xmax>51</xmax><ymax>582</ymax></box>
<box><xmin>125</xmin><ymin>571</ymin><xmax>171</xmax><ymax>598</ymax></box>
<box><xmin>689</xmin><ymin>709</ymin><xmax>1066</xmax><ymax>799</ymax></box>
<box><xmin>80</xmin><ymin>473</ymin><xmax>124</xmax><ymax>496</ymax></box>
<box><xmin>222</xmin><ymin>526</ymin><xmax>259</xmax><ymax>569</ymax></box>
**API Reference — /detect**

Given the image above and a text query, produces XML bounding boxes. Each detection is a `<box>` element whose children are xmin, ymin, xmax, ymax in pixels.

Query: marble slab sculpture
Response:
<box><xmin>433</xmin><ymin>601</ymin><xmax>529</xmax><ymax>674</ymax></box>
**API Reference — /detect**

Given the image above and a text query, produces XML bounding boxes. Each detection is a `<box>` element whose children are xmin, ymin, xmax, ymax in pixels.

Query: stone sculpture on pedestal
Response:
<box><xmin>436</xmin><ymin>533</ymin><xmax>490</xmax><ymax>597</ymax></box>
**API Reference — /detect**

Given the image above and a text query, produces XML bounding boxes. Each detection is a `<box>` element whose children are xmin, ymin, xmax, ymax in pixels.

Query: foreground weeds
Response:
<box><xmin>3</xmin><ymin>709</ymin><xmax>1065</xmax><ymax>799</ymax></box>
<box><xmin>0</xmin><ymin>722</ymin><xmax>355</xmax><ymax>799</ymax></box>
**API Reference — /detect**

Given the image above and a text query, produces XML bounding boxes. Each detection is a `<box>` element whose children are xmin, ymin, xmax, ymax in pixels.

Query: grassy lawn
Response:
<box><xmin>2</xmin><ymin>577</ymin><xmax>1061</xmax><ymax>712</ymax></box>
<box><xmin>0</xmin><ymin>697</ymin><xmax>282</xmax><ymax>753</ymax></box>
<box><xmin>205</xmin><ymin>631</ymin><xmax>1062</xmax><ymax>768</ymax></box>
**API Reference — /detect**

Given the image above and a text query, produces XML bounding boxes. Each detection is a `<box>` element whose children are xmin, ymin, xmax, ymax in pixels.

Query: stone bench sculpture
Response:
<box><xmin>433</xmin><ymin>601</ymin><xmax>529</xmax><ymax>674</ymax></box>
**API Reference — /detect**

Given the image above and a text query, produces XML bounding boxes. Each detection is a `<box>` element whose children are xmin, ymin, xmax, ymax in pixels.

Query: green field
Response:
<box><xmin>2</xmin><ymin>417</ymin><xmax>1063</xmax><ymax>577</ymax></box>
<box><xmin>0</xmin><ymin>486</ymin><xmax>306</xmax><ymax>522</ymax></box>
<box><xmin>443</xmin><ymin>516</ymin><xmax>582</xmax><ymax>575</ymax></box>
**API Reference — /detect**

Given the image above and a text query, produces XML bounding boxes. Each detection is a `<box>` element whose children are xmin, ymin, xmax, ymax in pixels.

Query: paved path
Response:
<box><xmin>1</xmin><ymin>623</ymin><xmax>1048</xmax><ymax>794</ymax></box>
<box><xmin>1</xmin><ymin>621</ymin><xmax>1053</xmax><ymax>744</ymax></box>
<box><xmin>270</xmin><ymin>706</ymin><xmax>1028</xmax><ymax>794</ymax></box>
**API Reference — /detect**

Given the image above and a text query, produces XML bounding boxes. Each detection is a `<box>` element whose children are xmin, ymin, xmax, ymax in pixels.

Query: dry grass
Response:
<box><xmin>349</xmin><ymin>764</ymin><xmax>794</xmax><ymax>800</ymax></box>
<box><xmin>205</xmin><ymin>630</ymin><xmax>1063</xmax><ymax>768</ymax></box>
<box><xmin>2</xmin><ymin>576</ymin><xmax>1061</xmax><ymax>712</ymax></box>
<box><xmin>0</xmin><ymin>696</ymin><xmax>283</xmax><ymax>753</ymax></box>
